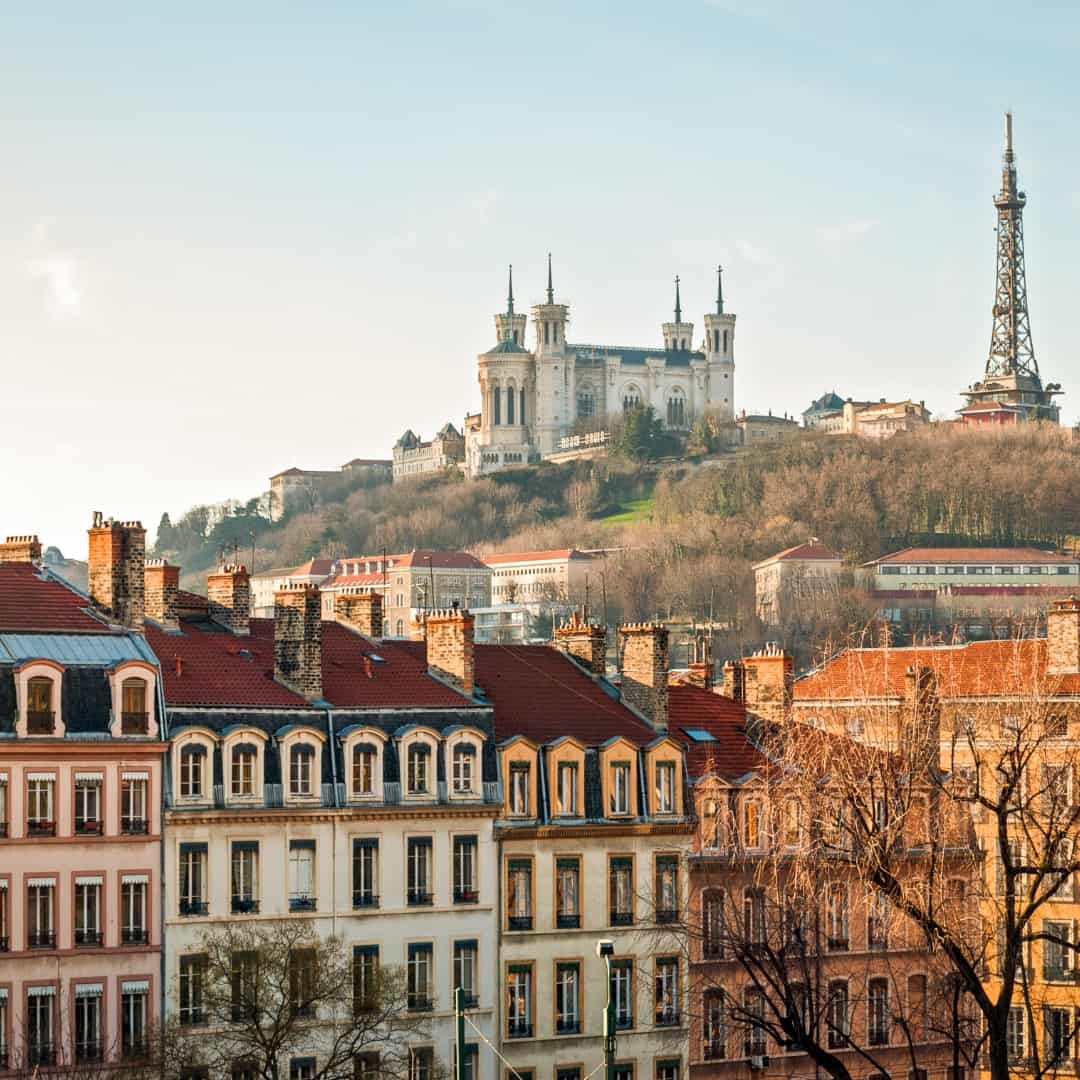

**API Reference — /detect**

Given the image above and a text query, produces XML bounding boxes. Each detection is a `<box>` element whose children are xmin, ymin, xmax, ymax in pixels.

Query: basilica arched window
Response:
<box><xmin>520</xmin><ymin>388</ymin><xmax>526</xmax><ymax>425</ymax></box>
<box><xmin>622</xmin><ymin>386</ymin><xmax>642</xmax><ymax>413</ymax></box>
<box><xmin>506</xmin><ymin>386</ymin><xmax>515</xmax><ymax>425</ymax></box>
<box><xmin>723</xmin><ymin>330</ymin><xmax>728</xmax><ymax>352</ymax></box>
<box><xmin>492</xmin><ymin>384</ymin><xmax>501</xmax><ymax>426</ymax></box>
<box><xmin>513</xmin><ymin>329</ymin><xmax>519</xmax><ymax>345</ymax></box>
<box><xmin>713</xmin><ymin>329</ymin><xmax>720</xmax><ymax>352</ymax></box>
<box><xmin>577</xmin><ymin>384</ymin><xmax>596</xmax><ymax>419</ymax></box>
<box><xmin>667</xmin><ymin>389</ymin><xmax>687</xmax><ymax>429</ymax></box>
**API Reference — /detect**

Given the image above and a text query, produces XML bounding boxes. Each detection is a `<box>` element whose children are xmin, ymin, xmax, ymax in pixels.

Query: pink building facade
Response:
<box><xmin>0</xmin><ymin>540</ymin><xmax>165</xmax><ymax>1072</ymax></box>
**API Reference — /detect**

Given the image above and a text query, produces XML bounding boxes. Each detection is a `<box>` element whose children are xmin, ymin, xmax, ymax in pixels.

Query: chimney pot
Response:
<box><xmin>425</xmin><ymin>607</ymin><xmax>475</xmax><ymax>696</ymax></box>
<box><xmin>554</xmin><ymin>615</ymin><xmax>607</xmax><ymax>676</ymax></box>
<box><xmin>87</xmin><ymin>515</ymin><xmax>146</xmax><ymax>629</ymax></box>
<box><xmin>274</xmin><ymin>583</ymin><xmax>323</xmax><ymax>699</ymax></box>
<box><xmin>618</xmin><ymin>622</ymin><xmax>669</xmax><ymax>731</ymax></box>
<box><xmin>0</xmin><ymin>534</ymin><xmax>43</xmax><ymax>564</ymax></box>
<box><xmin>1047</xmin><ymin>597</ymin><xmax>1080</xmax><ymax>676</ymax></box>
<box><xmin>144</xmin><ymin>559</ymin><xmax>181</xmax><ymax>632</ymax></box>
<box><xmin>207</xmin><ymin>564</ymin><xmax>251</xmax><ymax>636</ymax></box>
<box><xmin>335</xmin><ymin>588</ymin><xmax>384</xmax><ymax>640</ymax></box>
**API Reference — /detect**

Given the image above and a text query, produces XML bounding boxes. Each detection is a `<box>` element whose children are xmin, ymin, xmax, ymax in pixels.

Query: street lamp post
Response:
<box><xmin>597</xmin><ymin>939</ymin><xmax>616</xmax><ymax>1080</ymax></box>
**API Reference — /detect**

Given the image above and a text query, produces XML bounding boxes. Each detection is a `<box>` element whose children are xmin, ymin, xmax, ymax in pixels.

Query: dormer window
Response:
<box><xmin>27</xmin><ymin>678</ymin><xmax>54</xmax><ymax>735</ymax></box>
<box><xmin>609</xmin><ymin>762</ymin><xmax>631</xmax><ymax>816</ymax></box>
<box><xmin>557</xmin><ymin>761</ymin><xmax>579</xmax><ymax>816</ymax></box>
<box><xmin>179</xmin><ymin>746</ymin><xmax>206</xmax><ymax>799</ymax></box>
<box><xmin>231</xmin><ymin>744</ymin><xmax>258</xmax><ymax>797</ymax></box>
<box><xmin>121</xmin><ymin>679</ymin><xmax>148</xmax><ymax>735</ymax></box>
<box><xmin>509</xmin><ymin>763</ymin><xmax>530</xmax><ymax>817</ymax></box>
<box><xmin>290</xmin><ymin>745</ymin><xmax>315</xmax><ymax>798</ymax></box>
<box><xmin>451</xmin><ymin>744</ymin><xmax>476</xmax><ymax>795</ymax></box>
<box><xmin>352</xmin><ymin>743</ymin><xmax>377</xmax><ymax>797</ymax></box>
<box><xmin>406</xmin><ymin>745</ymin><xmax>431</xmax><ymax>796</ymax></box>
<box><xmin>655</xmin><ymin>762</ymin><xmax>676</xmax><ymax>815</ymax></box>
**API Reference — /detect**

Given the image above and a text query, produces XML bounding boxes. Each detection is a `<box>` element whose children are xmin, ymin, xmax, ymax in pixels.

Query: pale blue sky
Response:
<box><xmin>1</xmin><ymin>1</ymin><xmax>1077</xmax><ymax>554</ymax></box>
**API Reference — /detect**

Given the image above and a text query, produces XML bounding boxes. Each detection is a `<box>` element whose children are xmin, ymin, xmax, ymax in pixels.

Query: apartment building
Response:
<box><xmin>0</xmin><ymin>529</ymin><xmax>165</xmax><ymax>1072</ymax></box>
<box><xmin>752</xmin><ymin>541</ymin><xmax>844</xmax><ymax>626</ymax></box>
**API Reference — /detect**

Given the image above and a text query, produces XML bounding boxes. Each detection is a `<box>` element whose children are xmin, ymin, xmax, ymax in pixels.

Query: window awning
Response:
<box><xmin>26</xmin><ymin>772</ymin><xmax>55</xmax><ymax>781</ymax></box>
<box><xmin>122</xmin><ymin>873</ymin><xmax>150</xmax><ymax>885</ymax></box>
<box><xmin>27</xmin><ymin>877</ymin><xmax>56</xmax><ymax>887</ymax></box>
<box><xmin>121</xmin><ymin>980</ymin><xmax>150</xmax><ymax>994</ymax></box>
<box><xmin>27</xmin><ymin>985</ymin><xmax>56</xmax><ymax>997</ymax></box>
<box><xmin>122</xmin><ymin>771</ymin><xmax>149</xmax><ymax>780</ymax></box>
<box><xmin>75</xmin><ymin>983</ymin><xmax>104</xmax><ymax>997</ymax></box>
<box><xmin>75</xmin><ymin>875</ymin><xmax>104</xmax><ymax>886</ymax></box>
<box><xmin>74</xmin><ymin>772</ymin><xmax>103</xmax><ymax>783</ymax></box>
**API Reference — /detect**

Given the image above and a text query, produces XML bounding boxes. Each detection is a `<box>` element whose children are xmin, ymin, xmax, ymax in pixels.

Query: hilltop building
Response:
<box><xmin>753</xmin><ymin>540</ymin><xmax>844</xmax><ymax>625</ymax></box>
<box><xmin>466</xmin><ymin>260</ymin><xmax>737</xmax><ymax>477</ymax></box>
<box><xmin>800</xmin><ymin>396</ymin><xmax>931</xmax><ymax>437</ymax></box>
<box><xmin>961</xmin><ymin>113</ymin><xmax>1063</xmax><ymax>422</ymax></box>
<box><xmin>392</xmin><ymin>424</ymin><xmax>466</xmax><ymax>482</ymax></box>
<box><xmin>269</xmin><ymin>460</ymin><xmax>391</xmax><ymax>520</ymax></box>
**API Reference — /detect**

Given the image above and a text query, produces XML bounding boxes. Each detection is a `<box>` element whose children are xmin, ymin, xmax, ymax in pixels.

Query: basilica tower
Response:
<box><xmin>703</xmin><ymin>265</ymin><xmax>736</xmax><ymax>423</ymax></box>
<box><xmin>531</xmin><ymin>254</ymin><xmax>572</xmax><ymax>456</ymax></box>
<box><xmin>661</xmin><ymin>276</ymin><xmax>695</xmax><ymax>353</ymax></box>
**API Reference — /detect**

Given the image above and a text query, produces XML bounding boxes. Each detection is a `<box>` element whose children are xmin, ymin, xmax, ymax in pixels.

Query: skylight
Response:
<box><xmin>682</xmin><ymin>728</ymin><xmax>717</xmax><ymax>743</ymax></box>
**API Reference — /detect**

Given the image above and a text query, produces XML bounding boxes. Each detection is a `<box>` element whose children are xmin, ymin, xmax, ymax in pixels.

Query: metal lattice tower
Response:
<box><xmin>985</xmin><ymin>112</ymin><xmax>1038</xmax><ymax>379</ymax></box>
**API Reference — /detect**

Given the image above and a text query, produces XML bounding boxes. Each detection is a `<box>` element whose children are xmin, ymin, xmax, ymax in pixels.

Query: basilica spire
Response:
<box><xmin>716</xmin><ymin>264</ymin><xmax>724</xmax><ymax>314</ymax></box>
<box><xmin>506</xmin><ymin>264</ymin><xmax>515</xmax><ymax>316</ymax></box>
<box><xmin>546</xmin><ymin>252</ymin><xmax>554</xmax><ymax>305</ymax></box>
<box><xmin>674</xmin><ymin>275</ymin><xmax>682</xmax><ymax>324</ymax></box>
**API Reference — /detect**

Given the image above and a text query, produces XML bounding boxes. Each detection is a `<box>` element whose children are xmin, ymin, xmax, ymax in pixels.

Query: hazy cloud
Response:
<box><xmin>27</xmin><ymin>253</ymin><xmax>87</xmax><ymax>323</ymax></box>
<box><xmin>814</xmin><ymin>218</ymin><xmax>880</xmax><ymax>256</ymax></box>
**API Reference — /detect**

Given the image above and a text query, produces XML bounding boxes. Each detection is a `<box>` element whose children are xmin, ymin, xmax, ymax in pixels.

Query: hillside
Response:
<box><xmin>154</xmin><ymin>425</ymin><xmax>1080</xmax><ymax>663</ymax></box>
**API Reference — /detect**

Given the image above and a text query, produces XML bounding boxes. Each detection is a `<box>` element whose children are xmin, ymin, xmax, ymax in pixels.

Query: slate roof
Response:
<box><xmin>753</xmin><ymin>542</ymin><xmax>841</xmax><ymax>569</ymax></box>
<box><xmin>803</xmin><ymin>391</ymin><xmax>846</xmax><ymax>417</ymax></box>
<box><xmin>0</xmin><ymin>563</ymin><xmax>108</xmax><ymax>633</ymax></box>
<box><xmin>570</xmin><ymin>343</ymin><xmax>702</xmax><ymax>368</ymax></box>
<box><xmin>145</xmin><ymin>617</ymin><xmax>476</xmax><ymax>710</ymax></box>
<box><xmin>483</xmin><ymin>338</ymin><xmax>531</xmax><ymax>356</ymax></box>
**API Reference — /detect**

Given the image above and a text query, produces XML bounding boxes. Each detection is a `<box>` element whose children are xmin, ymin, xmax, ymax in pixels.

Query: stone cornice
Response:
<box><xmin>166</xmin><ymin>804</ymin><xmax>501</xmax><ymax>826</ymax></box>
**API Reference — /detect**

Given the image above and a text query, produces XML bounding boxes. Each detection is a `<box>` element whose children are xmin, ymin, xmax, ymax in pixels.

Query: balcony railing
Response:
<box><xmin>27</xmin><ymin>820</ymin><xmax>55</xmax><ymax>837</ymax></box>
<box><xmin>28</xmin><ymin>930</ymin><xmax>56</xmax><ymax>949</ymax></box>
<box><xmin>407</xmin><ymin>996</ymin><xmax>434</xmax><ymax>1012</ymax></box>
<box><xmin>122</xmin><ymin>927</ymin><xmax>149</xmax><ymax>945</ymax></box>
<box><xmin>869</xmin><ymin>1029</ymin><xmax>889</xmax><ymax>1047</ymax></box>
<box><xmin>121</xmin><ymin>817</ymin><xmax>148</xmax><ymax>835</ymax></box>
<box><xmin>407</xmin><ymin>890</ymin><xmax>433</xmax><ymax>907</ymax></box>
<box><xmin>121</xmin><ymin>711</ymin><xmax>150</xmax><ymax>735</ymax></box>
<box><xmin>27</xmin><ymin>710</ymin><xmax>55</xmax><ymax>734</ymax></box>
<box><xmin>122</xmin><ymin>1040</ymin><xmax>149</xmax><ymax>1060</ymax></box>
<box><xmin>655</xmin><ymin>1007</ymin><xmax>681</xmax><ymax>1027</ymax></box>
<box><xmin>703</xmin><ymin>1040</ymin><xmax>726</xmax><ymax>1062</ymax></box>
<box><xmin>460</xmin><ymin>992</ymin><xmax>479</xmax><ymax>1009</ymax></box>
<box><xmin>556</xmin><ymin>1017</ymin><xmax>580</xmax><ymax>1035</ymax></box>
<box><xmin>610</xmin><ymin>911</ymin><xmax>634</xmax><ymax>927</ymax></box>
<box><xmin>232</xmin><ymin>897</ymin><xmax>259</xmax><ymax>915</ymax></box>
<box><xmin>556</xmin><ymin>914</ymin><xmax>580</xmax><ymax>930</ymax></box>
<box><xmin>76</xmin><ymin>1041</ymin><xmax>103</xmax><ymax>1063</ymax></box>
<box><xmin>28</xmin><ymin>1044</ymin><xmax>56</xmax><ymax>1067</ymax></box>
<box><xmin>656</xmin><ymin>907</ymin><xmax>678</xmax><ymax>925</ymax></box>
<box><xmin>179</xmin><ymin>899</ymin><xmax>209</xmax><ymax>917</ymax></box>
<box><xmin>453</xmin><ymin>888</ymin><xmax>479</xmax><ymax>904</ymax></box>
<box><xmin>1043</xmin><ymin>964</ymin><xmax>1075</xmax><ymax>983</ymax></box>
<box><xmin>352</xmin><ymin>891</ymin><xmax>379</xmax><ymax>910</ymax></box>
<box><xmin>827</xmin><ymin>937</ymin><xmax>849</xmax><ymax>952</ymax></box>
<box><xmin>290</xmin><ymin>895</ymin><xmax>317</xmax><ymax>912</ymax></box>
<box><xmin>507</xmin><ymin>916</ymin><xmax>533</xmax><ymax>931</ymax></box>
<box><xmin>0</xmin><ymin>936</ymin><xmax>7</xmax><ymax>952</ymax></box>
<box><xmin>507</xmin><ymin>1019</ymin><xmax>532</xmax><ymax>1039</ymax></box>
<box><xmin>75</xmin><ymin>819</ymin><xmax>103</xmax><ymax>835</ymax></box>
<box><xmin>75</xmin><ymin>928</ymin><xmax>103</xmax><ymax>947</ymax></box>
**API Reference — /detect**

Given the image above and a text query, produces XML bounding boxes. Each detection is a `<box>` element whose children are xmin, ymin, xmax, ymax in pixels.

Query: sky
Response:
<box><xmin>1</xmin><ymin>1</ymin><xmax>1078</xmax><ymax>555</ymax></box>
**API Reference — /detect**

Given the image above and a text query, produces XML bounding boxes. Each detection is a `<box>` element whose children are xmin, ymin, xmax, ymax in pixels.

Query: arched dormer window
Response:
<box><xmin>343</xmin><ymin>728</ymin><xmax>386</xmax><ymax>801</ymax></box>
<box><xmin>15</xmin><ymin>660</ymin><xmax>65</xmax><ymax>739</ymax></box>
<box><xmin>108</xmin><ymin>661</ymin><xmax>158</xmax><ymax>739</ymax></box>
<box><xmin>290</xmin><ymin>743</ymin><xmax>315</xmax><ymax>798</ymax></box>
<box><xmin>121</xmin><ymin>678</ymin><xmax>148</xmax><ymax>734</ymax></box>
<box><xmin>176</xmin><ymin>735</ymin><xmax>212</xmax><ymax>801</ymax></box>
<box><xmin>446</xmin><ymin>728</ymin><xmax>483</xmax><ymax>798</ymax></box>
<box><xmin>278</xmin><ymin>727</ymin><xmax>325</xmax><ymax>803</ymax></box>
<box><xmin>549</xmin><ymin>736</ymin><xmax>586</xmax><ymax>818</ymax></box>
<box><xmin>223</xmin><ymin>730</ymin><xmax>266</xmax><ymax>801</ymax></box>
<box><xmin>407</xmin><ymin>742</ymin><xmax>431</xmax><ymax>795</ymax></box>
<box><xmin>27</xmin><ymin>678</ymin><xmax>54</xmax><ymax>735</ymax></box>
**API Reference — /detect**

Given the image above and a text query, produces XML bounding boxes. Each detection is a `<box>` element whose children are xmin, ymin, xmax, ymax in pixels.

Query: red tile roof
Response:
<box><xmin>795</xmin><ymin>638</ymin><xmax>1080</xmax><ymax>700</ymax></box>
<box><xmin>753</xmin><ymin>542</ymin><xmax>840</xmax><ymax>568</ymax></box>
<box><xmin>668</xmin><ymin>685</ymin><xmax>765</xmax><ymax>781</ymax></box>
<box><xmin>145</xmin><ymin>618</ymin><xmax>476</xmax><ymax>709</ymax></box>
<box><xmin>291</xmin><ymin>559</ymin><xmax>336</xmax><ymax>577</ymax></box>
<box><xmin>958</xmin><ymin>402</ymin><xmax>1025</xmax><ymax>414</ymax></box>
<box><xmin>398</xmin><ymin>641</ymin><xmax>656</xmax><ymax>746</ymax></box>
<box><xmin>869</xmin><ymin>547</ymin><xmax>1074</xmax><ymax>565</ymax></box>
<box><xmin>0</xmin><ymin>563</ymin><xmax>108</xmax><ymax>633</ymax></box>
<box><xmin>177</xmin><ymin>590</ymin><xmax>209</xmax><ymax>610</ymax></box>
<box><xmin>483</xmin><ymin>549</ymin><xmax>585</xmax><ymax>565</ymax></box>
<box><xmin>339</xmin><ymin>551</ymin><xmax>489</xmax><ymax>572</ymax></box>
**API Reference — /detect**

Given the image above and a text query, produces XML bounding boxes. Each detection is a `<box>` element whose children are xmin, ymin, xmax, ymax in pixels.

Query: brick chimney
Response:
<box><xmin>87</xmin><ymin>513</ymin><xmax>146</xmax><ymax>630</ymax></box>
<box><xmin>721</xmin><ymin>659</ymin><xmax>746</xmax><ymax>703</ymax></box>
<box><xmin>619</xmin><ymin>623</ymin><xmax>669</xmax><ymax>732</ymax></box>
<box><xmin>1048</xmin><ymin>597</ymin><xmax>1080</xmax><ymax>675</ymax></box>
<box><xmin>208</xmin><ymin>564</ymin><xmax>251</xmax><ymax>636</ymax></box>
<box><xmin>274</xmin><ymin>583</ymin><xmax>323</xmax><ymax>699</ymax></box>
<box><xmin>687</xmin><ymin>633</ymin><xmax>713</xmax><ymax>690</ymax></box>
<box><xmin>335</xmin><ymin>588</ymin><xmax>384</xmax><ymax>640</ymax></box>
<box><xmin>144</xmin><ymin>559</ymin><xmax>180</xmax><ymax>632</ymax></box>
<box><xmin>425</xmin><ymin>608</ymin><xmax>475</xmax><ymax>696</ymax></box>
<box><xmin>902</xmin><ymin>664</ymin><xmax>940</xmax><ymax>770</ymax></box>
<box><xmin>742</xmin><ymin>643</ymin><xmax>793</xmax><ymax>725</ymax></box>
<box><xmin>554</xmin><ymin>610</ymin><xmax>607</xmax><ymax>676</ymax></box>
<box><xmin>0</xmin><ymin>535</ymin><xmax>42</xmax><ymax>563</ymax></box>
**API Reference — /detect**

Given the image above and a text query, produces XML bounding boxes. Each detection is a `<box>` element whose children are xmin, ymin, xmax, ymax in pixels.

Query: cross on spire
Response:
<box><xmin>546</xmin><ymin>252</ymin><xmax>554</xmax><ymax>305</ymax></box>
<box><xmin>674</xmin><ymin>275</ymin><xmax>682</xmax><ymax>324</ymax></box>
<box><xmin>506</xmin><ymin>264</ymin><xmax>515</xmax><ymax>315</ymax></box>
<box><xmin>716</xmin><ymin>264</ymin><xmax>724</xmax><ymax>314</ymax></box>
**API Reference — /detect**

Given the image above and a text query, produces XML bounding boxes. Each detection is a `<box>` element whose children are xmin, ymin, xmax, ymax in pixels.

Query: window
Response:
<box><xmin>610</xmin><ymin>856</ymin><xmax>634</xmax><ymax>926</ymax></box>
<box><xmin>410</xmin><ymin>1048</ymin><xmax>435</xmax><ymax>1080</ymax></box>
<box><xmin>179</xmin><ymin>843</ymin><xmax>208</xmax><ymax>915</ymax></box>
<box><xmin>610</xmin><ymin>762</ymin><xmax>631</xmax><ymax>815</ymax></box>
<box><xmin>655</xmin><ymin>761</ymin><xmax>678</xmax><ymax>817</ymax></box>
<box><xmin>120</xmin><ymin>982</ymin><xmax>148</xmax><ymax>1057</ymax></box>
<box><xmin>556</xmin><ymin>962</ymin><xmax>580</xmax><ymax>1034</ymax></box>
<box><xmin>454</xmin><ymin>940</ymin><xmax>478</xmax><ymax>1008</ymax></box>
<box><xmin>121</xmin><ymin>678</ymin><xmax>149</xmax><ymax>734</ymax></box>
<box><xmin>352</xmin><ymin>742</ymin><xmax>376</xmax><ymax>797</ymax></box>
<box><xmin>868</xmin><ymin>978</ymin><xmax>889</xmax><ymax>1046</ymax></box>
<box><xmin>407</xmin><ymin>943</ymin><xmax>433</xmax><ymax>1010</ymax></box>
<box><xmin>289</xmin><ymin>949</ymin><xmax>316</xmax><ymax>1018</ymax></box>
<box><xmin>179</xmin><ymin>954</ymin><xmax>206</xmax><ymax>1025</ymax></box>
<box><xmin>180</xmin><ymin>746</ymin><xmax>205</xmax><ymax>798</ymax></box>
<box><xmin>611</xmin><ymin>959</ymin><xmax>633</xmax><ymax>1029</ymax></box>
<box><xmin>27</xmin><ymin>880</ymin><xmax>55</xmax><ymax>948</ymax></box>
<box><xmin>0</xmin><ymin>884</ymin><xmax>8</xmax><ymax>950</ymax></box>
<box><xmin>290</xmin><ymin>1060</ymin><xmax>316</xmax><ymax>1080</ymax></box>
<box><xmin>556</xmin><ymin>857</ymin><xmax>580</xmax><ymax>929</ymax></box>
<box><xmin>27</xmin><ymin>775</ymin><xmax>55</xmax><ymax>835</ymax></box>
<box><xmin>666</xmin><ymin>392</ymin><xmax>686</xmax><ymax>428</ymax></box>
<box><xmin>0</xmin><ymin>776</ymin><xmax>7</xmax><ymax>837</ymax></box>
<box><xmin>74</xmin><ymin>878</ymin><xmax>102</xmax><ymax>946</ymax></box>
<box><xmin>353</xmin><ymin>945</ymin><xmax>379</xmax><ymax>1013</ymax></box>
<box><xmin>868</xmin><ymin>891</ymin><xmax>889</xmax><ymax>949</ymax></box>
<box><xmin>27</xmin><ymin>987</ymin><xmax>55</xmax><ymax>1066</ymax></box>
<box><xmin>578</xmin><ymin>387</ymin><xmax>596</xmax><ymax>418</ymax></box>
<box><xmin>74</xmin><ymin>985</ymin><xmax>103</xmax><ymax>1062</ymax></box>
<box><xmin>655</xmin><ymin>856</ymin><xmax>678</xmax><ymax>923</ymax></box>
<box><xmin>453</xmin><ymin>836</ymin><xmax>478</xmax><ymax>903</ymax></box>
<box><xmin>407</xmin><ymin>838</ymin><xmax>433</xmax><ymax>905</ymax></box>
<box><xmin>407</xmin><ymin>744</ymin><xmax>431</xmax><ymax>795</ymax></box>
<box><xmin>452</xmin><ymin>744</ymin><xmax>476</xmax><ymax>794</ymax></box>
<box><xmin>826</xmin><ymin>884</ymin><xmax>849</xmax><ymax>950</ymax></box>
<box><xmin>289</xmin><ymin>840</ymin><xmax>316</xmax><ymax>911</ymax></box>
<box><xmin>74</xmin><ymin>774</ymin><xmax>102</xmax><ymax>833</ymax></box>
<box><xmin>744</xmin><ymin>888</ymin><xmax>765</xmax><ymax>947</ymax></box>
<box><xmin>121</xmin><ymin>775</ymin><xmax>148</xmax><ymax>832</ymax></box>
<box><xmin>290</xmin><ymin>744</ymin><xmax>315</xmax><ymax>797</ymax></box>
<box><xmin>742</xmin><ymin>797</ymin><xmax>762</xmax><ymax>850</ymax></box>
<box><xmin>231</xmin><ymin>744</ymin><xmax>257</xmax><ymax>796</ymax></box>
<box><xmin>506</xmin><ymin>965</ymin><xmax>532</xmax><ymax>1037</ymax></box>
<box><xmin>27</xmin><ymin>677</ymin><xmax>55</xmax><ymax>734</ymax></box>
<box><xmin>231</xmin><ymin>842</ymin><xmax>259</xmax><ymax>914</ymax></box>
<box><xmin>1043</xmin><ymin>920</ymin><xmax>1072</xmax><ymax>980</ymax></box>
<box><xmin>827</xmin><ymin>981</ymin><xmax>848</xmax><ymax>1049</ymax></box>
<box><xmin>654</xmin><ymin>958</ymin><xmax>679</xmax><ymax>1025</ymax></box>
<box><xmin>704</xmin><ymin>991</ymin><xmax>726</xmax><ymax>1060</ymax></box>
<box><xmin>703</xmin><ymin>890</ymin><xmax>725</xmax><ymax>958</ymax></box>
<box><xmin>556</xmin><ymin>760</ymin><xmax>579</xmax><ymax>816</ymax></box>
<box><xmin>656</xmin><ymin>1063</ymin><xmax>679</xmax><ymax>1080</ymax></box>
<box><xmin>509</xmin><ymin>763</ymin><xmax>530</xmax><ymax>816</ymax></box>
<box><xmin>1045</xmin><ymin>1007</ymin><xmax>1072</xmax><ymax>1065</ymax></box>
<box><xmin>507</xmin><ymin>858</ymin><xmax>532</xmax><ymax>930</ymax></box>
<box><xmin>353</xmin><ymin>839</ymin><xmax>379</xmax><ymax>908</ymax></box>
<box><xmin>1007</xmin><ymin>1006</ymin><xmax>1025</xmax><ymax>1059</ymax></box>
<box><xmin>231</xmin><ymin>951</ymin><xmax>257</xmax><ymax>1021</ymax></box>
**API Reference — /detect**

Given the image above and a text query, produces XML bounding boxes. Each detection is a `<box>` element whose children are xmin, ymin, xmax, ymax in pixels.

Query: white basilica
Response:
<box><xmin>464</xmin><ymin>258</ymin><xmax>736</xmax><ymax>477</ymax></box>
